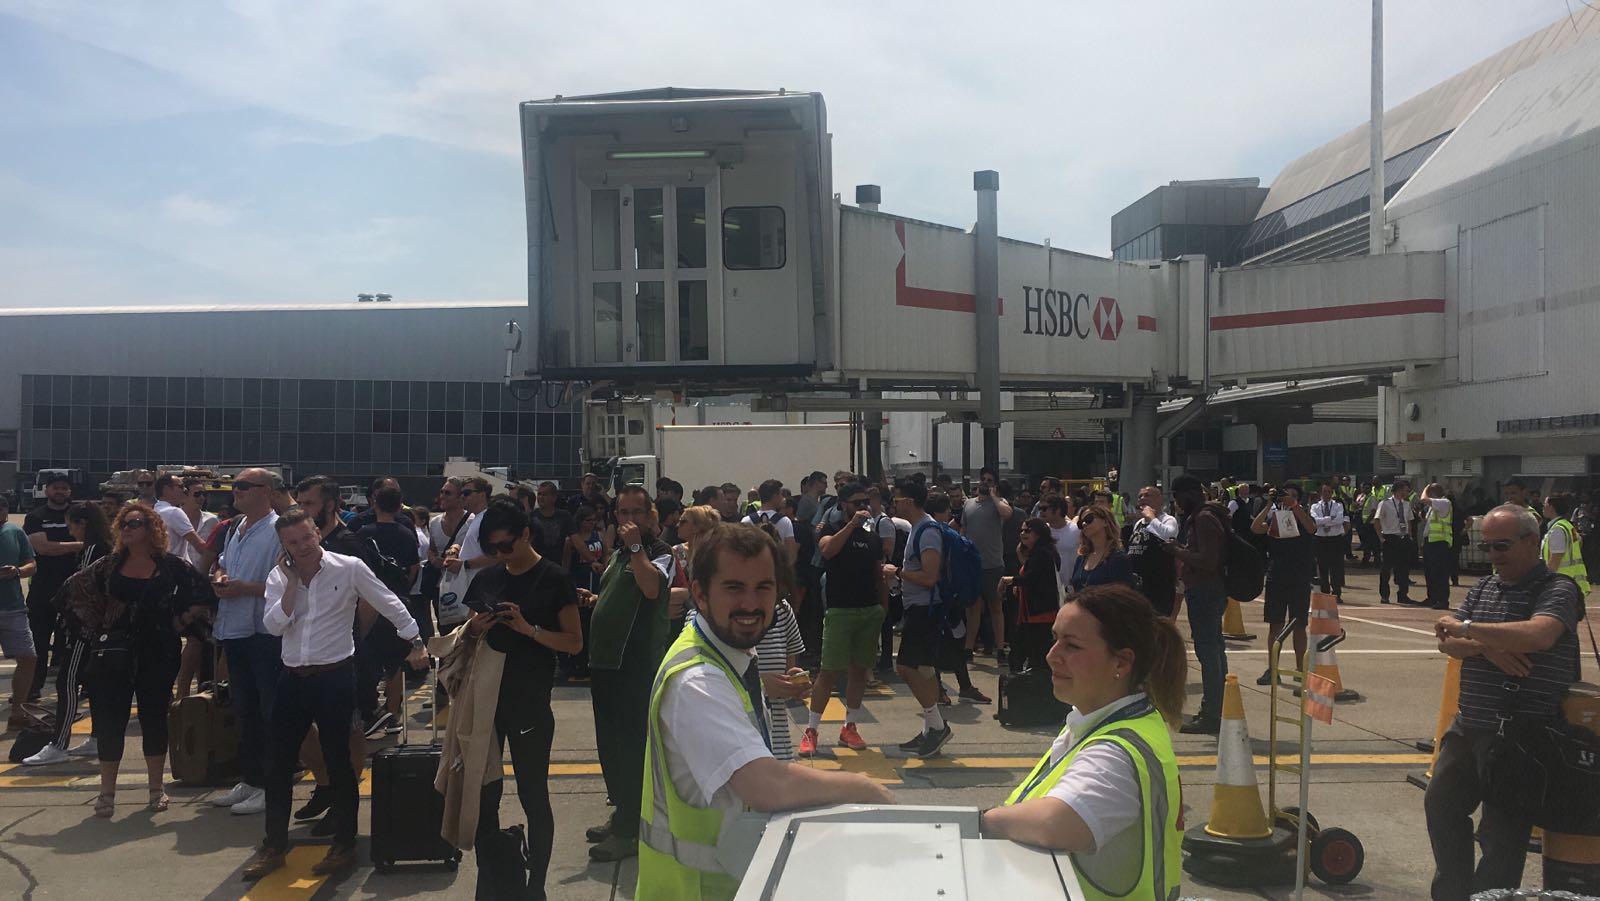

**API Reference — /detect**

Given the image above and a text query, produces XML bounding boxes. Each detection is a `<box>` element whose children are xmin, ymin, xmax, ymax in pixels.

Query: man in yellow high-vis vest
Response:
<box><xmin>637</xmin><ymin>525</ymin><xmax>893</xmax><ymax>901</ymax></box>
<box><xmin>1420</xmin><ymin>482</ymin><xmax>1456</xmax><ymax>610</ymax></box>
<box><xmin>1542</xmin><ymin>493</ymin><xmax>1591</xmax><ymax>596</ymax></box>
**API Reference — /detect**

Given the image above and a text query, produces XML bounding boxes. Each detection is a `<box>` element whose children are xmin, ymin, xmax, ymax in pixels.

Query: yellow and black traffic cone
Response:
<box><xmin>1407</xmin><ymin>656</ymin><xmax>1461</xmax><ymax>790</ymax></box>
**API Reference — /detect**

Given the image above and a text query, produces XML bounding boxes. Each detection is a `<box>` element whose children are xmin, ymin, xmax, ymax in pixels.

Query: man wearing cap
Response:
<box><xmin>23</xmin><ymin>473</ymin><xmax>81</xmax><ymax>701</ymax></box>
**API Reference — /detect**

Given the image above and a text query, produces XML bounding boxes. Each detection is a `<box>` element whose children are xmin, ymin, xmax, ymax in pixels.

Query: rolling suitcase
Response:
<box><xmin>168</xmin><ymin>648</ymin><xmax>241</xmax><ymax>785</ymax></box>
<box><xmin>996</xmin><ymin>669</ymin><xmax>1071</xmax><ymax>728</ymax></box>
<box><xmin>370</xmin><ymin>658</ymin><xmax>461</xmax><ymax>872</ymax></box>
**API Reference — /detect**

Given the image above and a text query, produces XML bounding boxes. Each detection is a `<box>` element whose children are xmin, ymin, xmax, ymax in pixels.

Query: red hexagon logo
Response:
<box><xmin>1093</xmin><ymin>296</ymin><xmax>1123</xmax><ymax>340</ymax></box>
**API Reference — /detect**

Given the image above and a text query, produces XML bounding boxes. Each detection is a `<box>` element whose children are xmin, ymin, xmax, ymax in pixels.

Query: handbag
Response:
<box><xmin>1479</xmin><ymin>585</ymin><xmax>1600</xmax><ymax>832</ymax></box>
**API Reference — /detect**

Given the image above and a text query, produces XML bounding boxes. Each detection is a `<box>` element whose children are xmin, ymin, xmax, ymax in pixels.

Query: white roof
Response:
<box><xmin>1390</xmin><ymin>40</ymin><xmax>1600</xmax><ymax>212</ymax></box>
<box><xmin>1256</xmin><ymin>8</ymin><xmax>1600</xmax><ymax>218</ymax></box>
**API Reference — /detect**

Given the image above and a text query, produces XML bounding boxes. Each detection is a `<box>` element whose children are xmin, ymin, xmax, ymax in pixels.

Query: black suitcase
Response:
<box><xmin>370</xmin><ymin>660</ymin><xmax>461</xmax><ymax>872</ymax></box>
<box><xmin>996</xmin><ymin>669</ymin><xmax>1072</xmax><ymax>728</ymax></box>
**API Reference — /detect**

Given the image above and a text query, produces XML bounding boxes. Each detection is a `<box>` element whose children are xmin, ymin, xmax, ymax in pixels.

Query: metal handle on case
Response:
<box><xmin>398</xmin><ymin>654</ymin><xmax>437</xmax><ymax>748</ymax></box>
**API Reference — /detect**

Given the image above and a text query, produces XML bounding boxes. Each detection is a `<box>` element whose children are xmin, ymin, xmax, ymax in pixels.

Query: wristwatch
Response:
<box><xmin>411</xmin><ymin>637</ymin><xmax>426</xmax><ymax>650</ymax></box>
<box><xmin>628</xmin><ymin>542</ymin><xmax>644</xmax><ymax>556</ymax></box>
<box><xmin>1460</xmin><ymin>619</ymin><xmax>1473</xmax><ymax>637</ymax></box>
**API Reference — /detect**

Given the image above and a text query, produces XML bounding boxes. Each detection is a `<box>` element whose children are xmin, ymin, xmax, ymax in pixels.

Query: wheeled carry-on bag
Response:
<box><xmin>996</xmin><ymin>669</ymin><xmax>1072</xmax><ymax>728</ymax></box>
<box><xmin>169</xmin><ymin>647</ymin><xmax>241</xmax><ymax>785</ymax></box>
<box><xmin>369</xmin><ymin>657</ymin><xmax>461</xmax><ymax>872</ymax></box>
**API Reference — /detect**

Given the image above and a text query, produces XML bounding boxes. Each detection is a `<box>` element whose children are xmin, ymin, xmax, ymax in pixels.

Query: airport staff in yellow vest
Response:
<box><xmin>979</xmin><ymin>584</ymin><xmax>1185</xmax><ymax>901</ymax></box>
<box><xmin>1420</xmin><ymin>483</ymin><xmax>1456</xmax><ymax>611</ymax></box>
<box><xmin>637</xmin><ymin>524</ymin><xmax>893</xmax><ymax>901</ymax></box>
<box><xmin>1542</xmin><ymin>493</ymin><xmax>1591</xmax><ymax>595</ymax></box>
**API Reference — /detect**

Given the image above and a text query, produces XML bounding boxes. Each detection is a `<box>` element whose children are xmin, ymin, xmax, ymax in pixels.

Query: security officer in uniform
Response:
<box><xmin>980</xmin><ymin>584</ymin><xmax>1185</xmax><ymax>900</ymax></box>
<box><xmin>637</xmin><ymin>524</ymin><xmax>892</xmax><ymax>900</ymax></box>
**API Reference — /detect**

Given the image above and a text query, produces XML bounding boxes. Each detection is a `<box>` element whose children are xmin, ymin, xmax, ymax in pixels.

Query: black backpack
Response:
<box><xmin>364</xmin><ymin>538</ymin><xmax>414</xmax><ymax>598</ymax></box>
<box><xmin>1202</xmin><ymin>504</ymin><xmax>1265</xmax><ymax>601</ymax></box>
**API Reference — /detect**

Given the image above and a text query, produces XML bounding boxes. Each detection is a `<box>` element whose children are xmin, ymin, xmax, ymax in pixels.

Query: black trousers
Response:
<box><xmin>589</xmin><ymin>664</ymin><xmax>652</xmax><ymax>839</ymax></box>
<box><xmin>50</xmin><ymin>637</ymin><xmax>89</xmax><ymax>748</ymax></box>
<box><xmin>477</xmin><ymin>690</ymin><xmax>556</xmax><ymax>899</ymax></box>
<box><xmin>1358</xmin><ymin>522</ymin><xmax>1382</xmax><ymax>564</ymax></box>
<box><xmin>1379</xmin><ymin>535</ymin><xmax>1414</xmax><ymax>601</ymax></box>
<box><xmin>1424</xmin><ymin>541</ymin><xmax>1454</xmax><ymax>609</ymax></box>
<box><xmin>1008</xmin><ymin>621</ymin><xmax>1053</xmax><ymax>674</ymax></box>
<box><xmin>24</xmin><ymin>583</ymin><xmax>62</xmax><ymax>697</ymax></box>
<box><xmin>1424</xmin><ymin>719</ymin><xmax>1533</xmax><ymax>900</ymax></box>
<box><xmin>84</xmin><ymin>639</ymin><xmax>179</xmax><ymax>762</ymax></box>
<box><xmin>1314</xmin><ymin>536</ymin><xmax>1346</xmax><ymax>596</ymax></box>
<box><xmin>266</xmin><ymin>661</ymin><xmax>357</xmax><ymax>850</ymax></box>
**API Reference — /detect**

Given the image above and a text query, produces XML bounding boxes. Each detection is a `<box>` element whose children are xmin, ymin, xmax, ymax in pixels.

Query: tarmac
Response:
<box><xmin>1</xmin><ymin>547</ymin><xmax>1595</xmax><ymax>900</ymax></box>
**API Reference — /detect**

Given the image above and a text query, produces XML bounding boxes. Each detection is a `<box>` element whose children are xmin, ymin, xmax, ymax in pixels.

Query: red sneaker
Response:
<box><xmin>837</xmin><ymin>723</ymin><xmax>867</xmax><ymax>751</ymax></box>
<box><xmin>798</xmin><ymin>727</ymin><xmax>819</xmax><ymax>758</ymax></box>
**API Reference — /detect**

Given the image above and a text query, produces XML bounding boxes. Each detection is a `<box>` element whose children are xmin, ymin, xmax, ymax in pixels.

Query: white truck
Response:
<box><xmin>615</xmin><ymin>423</ymin><xmax>851</xmax><ymax>496</ymax></box>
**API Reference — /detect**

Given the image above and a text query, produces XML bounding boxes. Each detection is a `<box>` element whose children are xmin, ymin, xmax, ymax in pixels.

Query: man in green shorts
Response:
<box><xmin>799</xmin><ymin>483</ymin><xmax>891</xmax><ymax>756</ymax></box>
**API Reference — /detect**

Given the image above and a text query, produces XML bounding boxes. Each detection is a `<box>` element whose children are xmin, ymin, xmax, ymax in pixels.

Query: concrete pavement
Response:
<box><xmin>2</xmin><ymin>559</ymin><xmax>1593</xmax><ymax>899</ymax></box>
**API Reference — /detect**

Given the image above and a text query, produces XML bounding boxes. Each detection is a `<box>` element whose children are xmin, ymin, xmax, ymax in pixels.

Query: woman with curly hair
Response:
<box><xmin>61</xmin><ymin>502</ymin><xmax>214</xmax><ymax>817</ymax></box>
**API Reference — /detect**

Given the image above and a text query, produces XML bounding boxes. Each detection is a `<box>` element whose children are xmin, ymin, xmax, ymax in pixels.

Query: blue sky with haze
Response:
<box><xmin>0</xmin><ymin>0</ymin><xmax>1568</xmax><ymax>307</ymax></box>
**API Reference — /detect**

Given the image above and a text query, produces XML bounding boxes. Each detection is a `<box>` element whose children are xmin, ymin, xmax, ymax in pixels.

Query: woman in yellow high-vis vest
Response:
<box><xmin>1543</xmin><ymin>492</ymin><xmax>1591</xmax><ymax>595</ymax></box>
<box><xmin>979</xmin><ymin>584</ymin><xmax>1186</xmax><ymax>900</ymax></box>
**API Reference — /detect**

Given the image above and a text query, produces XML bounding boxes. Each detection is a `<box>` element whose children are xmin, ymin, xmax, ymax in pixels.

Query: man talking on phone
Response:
<box><xmin>242</xmin><ymin>508</ymin><xmax>427</xmax><ymax>880</ymax></box>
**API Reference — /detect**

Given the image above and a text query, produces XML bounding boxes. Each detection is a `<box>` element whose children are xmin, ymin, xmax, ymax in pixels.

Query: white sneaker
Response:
<box><xmin>211</xmin><ymin>781</ymin><xmax>255</xmax><ymax>808</ymax></box>
<box><xmin>67</xmin><ymin>736</ymin><xmax>98</xmax><ymax>757</ymax></box>
<box><xmin>230</xmin><ymin>787</ymin><xmax>267</xmax><ymax>815</ymax></box>
<box><xmin>22</xmin><ymin>743</ymin><xmax>71</xmax><ymax>766</ymax></box>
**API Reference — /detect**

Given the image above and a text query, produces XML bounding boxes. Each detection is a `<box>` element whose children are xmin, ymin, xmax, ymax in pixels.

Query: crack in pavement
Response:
<box><xmin>0</xmin><ymin>809</ymin><xmax>43</xmax><ymax>901</ymax></box>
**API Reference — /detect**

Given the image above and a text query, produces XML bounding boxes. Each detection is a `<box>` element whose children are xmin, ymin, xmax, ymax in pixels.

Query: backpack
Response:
<box><xmin>364</xmin><ymin>537</ymin><xmax>414</xmax><ymax>598</ymax></box>
<box><xmin>1201</xmin><ymin>503</ymin><xmax>1265</xmax><ymax>602</ymax></box>
<box><xmin>911</xmin><ymin>519</ymin><xmax>985</xmax><ymax>627</ymax></box>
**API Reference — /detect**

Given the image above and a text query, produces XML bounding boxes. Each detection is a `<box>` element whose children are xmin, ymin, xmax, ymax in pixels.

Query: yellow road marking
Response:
<box><xmin>820</xmin><ymin>698</ymin><xmax>846</xmax><ymax>723</ymax></box>
<box><xmin>241</xmin><ymin>845</ymin><xmax>330</xmax><ymax>900</ymax></box>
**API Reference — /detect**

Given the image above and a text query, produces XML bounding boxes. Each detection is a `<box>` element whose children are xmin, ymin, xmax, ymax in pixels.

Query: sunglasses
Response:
<box><xmin>1477</xmin><ymin>539</ymin><xmax>1519</xmax><ymax>553</ymax></box>
<box><xmin>122</xmin><ymin>518</ymin><xmax>148</xmax><ymax>530</ymax></box>
<box><xmin>485</xmin><ymin>537</ymin><xmax>517</xmax><ymax>555</ymax></box>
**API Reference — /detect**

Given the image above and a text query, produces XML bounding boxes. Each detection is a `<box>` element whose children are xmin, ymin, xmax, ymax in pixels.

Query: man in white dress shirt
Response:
<box><xmin>1311</xmin><ymin>482</ymin><xmax>1348</xmax><ymax>601</ymax></box>
<box><xmin>242</xmin><ymin>508</ymin><xmax>426</xmax><ymax>881</ymax></box>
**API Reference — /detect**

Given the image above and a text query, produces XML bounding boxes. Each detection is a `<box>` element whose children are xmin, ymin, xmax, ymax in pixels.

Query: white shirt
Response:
<box><xmin>179</xmin><ymin>511</ymin><xmax>219</xmax><ymax>571</ymax></box>
<box><xmin>658</xmin><ymin>622</ymin><xmax>773</xmax><ymax>819</ymax></box>
<box><xmin>1043</xmin><ymin>692</ymin><xmax>1147</xmax><ymax>857</ymax></box>
<box><xmin>1049</xmin><ymin>521</ymin><xmax>1082</xmax><ymax>587</ymax></box>
<box><xmin>1376</xmin><ymin>495</ymin><xmax>1412</xmax><ymax>537</ymax></box>
<box><xmin>1423</xmin><ymin>498</ymin><xmax>1453</xmax><ymax>541</ymax></box>
<box><xmin>1136</xmin><ymin>511</ymin><xmax>1179</xmax><ymax>542</ymax></box>
<box><xmin>263</xmin><ymin>550</ymin><xmax>420</xmax><ymax>667</ymax></box>
<box><xmin>155</xmin><ymin>499</ymin><xmax>195</xmax><ymax>544</ymax></box>
<box><xmin>742</xmin><ymin>509</ymin><xmax>795</xmax><ymax>542</ymax></box>
<box><xmin>410</xmin><ymin>526</ymin><xmax>430</xmax><ymax>594</ymax></box>
<box><xmin>1310</xmin><ymin>500</ymin><xmax>1345</xmax><ymax>538</ymax></box>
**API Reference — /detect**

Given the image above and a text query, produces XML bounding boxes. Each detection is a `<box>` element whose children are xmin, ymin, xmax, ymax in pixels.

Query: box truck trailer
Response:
<box><xmin>615</xmin><ymin>423</ymin><xmax>851</xmax><ymax>496</ymax></box>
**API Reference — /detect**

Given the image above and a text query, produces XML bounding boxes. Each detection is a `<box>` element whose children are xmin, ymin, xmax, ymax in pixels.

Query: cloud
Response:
<box><xmin>161</xmin><ymin>192</ymin><xmax>238</xmax><ymax>226</ymax></box>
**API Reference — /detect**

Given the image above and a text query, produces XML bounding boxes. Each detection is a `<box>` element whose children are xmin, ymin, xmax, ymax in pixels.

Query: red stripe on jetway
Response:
<box><xmin>1209</xmin><ymin>298</ymin><xmax>1445</xmax><ymax>331</ymax></box>
<box><xmin>894</xmin><ymin>221</ymin><xmax>1003</xmax><ymax>315</ymax></box>
<box><xmin>1137</xmin><ymin>315</ymin><xmax>1157</xmax><ymax>332</ymax></box>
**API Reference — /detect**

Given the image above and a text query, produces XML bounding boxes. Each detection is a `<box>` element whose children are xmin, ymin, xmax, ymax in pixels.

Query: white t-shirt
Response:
<box><xmin>742</xmin><ymin>509</ymin><xmax>794</xmax><ymax>542</ymax></box>
<box><xmin>411</xmin><ymin>526</ymin><xmax>430</xmax><ymax>594</ymax></box>
<box><xmin>1050</xmin><ymin>521</ymin><xmax>1081</xmax><ymax>586</ymax></box>
<box><xmin>657</xmin><ymin>626</ymin><xmax>773</xmax><ymax>820</ymax></box>
<box><xmin>155</xmin><ymin>499</ymin><xmax>195</xmax><ymax>545</ymax></box>
<box><xmin>180</xmin><ymin>511</ymin><xmax>219</xmax><ymax>571</ymax></box>
<box><xmin>1547</xmin><ymin>524</ymin><xmax>1571</xmax><ymax>555</ymax></box>
<box><xmin>1042</xmin><ymin>693</ymin><xmax>1148</xmax><ymax>861</ymax></box>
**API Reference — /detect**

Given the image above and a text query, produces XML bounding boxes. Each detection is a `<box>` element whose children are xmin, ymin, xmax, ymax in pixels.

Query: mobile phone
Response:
<box><xmin>465</xmin><ymin>592</ymin><xmax>497</xmax><ymax>614</ymax></box>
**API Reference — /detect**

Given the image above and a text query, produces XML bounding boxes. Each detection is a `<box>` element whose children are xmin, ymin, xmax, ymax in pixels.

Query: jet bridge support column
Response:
<box><xmin>1118</xmin><ymin>394</ymin><xmax>1161</xmax><ymax>498</ymax></box>
<box><xmin>974</xmin><ymin>171</ymin><xmax>1002</xmax><ymax>471</ymax></box>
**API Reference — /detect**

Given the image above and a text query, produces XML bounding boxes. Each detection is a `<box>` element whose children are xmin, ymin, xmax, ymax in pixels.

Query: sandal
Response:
<box><xmin>148</xmin><ymin>787</ymin><xmax>169</xmax><ymax>812</ymax></box>
<box><xmin>94</xmin><ymin>793</ymin><xmax>115</xmax><ymax>818</ymax></box>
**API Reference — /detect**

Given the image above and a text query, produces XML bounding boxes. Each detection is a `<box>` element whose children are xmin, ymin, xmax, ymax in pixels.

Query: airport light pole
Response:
<box><xmin>1369</xmin><ymin>0</ymin><xmax>1385</xmax><ymax>256</ymax></box>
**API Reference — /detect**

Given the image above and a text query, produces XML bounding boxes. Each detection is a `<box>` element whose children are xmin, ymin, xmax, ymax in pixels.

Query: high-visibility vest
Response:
<box><xmin>637</xmin><ymin>625</ymin><xmax>764</xmax><ymax>901</ymax></box>
<box><xmin>1111</xmin><ymin>494</ymin><xmax>1127</xmax><ymax>529</ymax></box>
<box><xmin>1542</xmin><ymin>518</ymin><xmax>1591</xmax><ymax>595</ymax></box>
<box><xmin>1426</xmin><ymin>502</ymin><xmax>1454</xmax><ymax>546</ymax></box>
<box><xmin>1003</xmin><ymin>701</ymin><xmax>1182</xmax><ymax>901</ymax></box>
<box><xmin>1363</xmin><ymin>485</ymin><xmax>1390</xmax><ymax>520</ymax></box>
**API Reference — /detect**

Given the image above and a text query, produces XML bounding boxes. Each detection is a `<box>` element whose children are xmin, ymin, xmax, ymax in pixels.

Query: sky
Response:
<box><xmin>0</xmin><ymin>0</ymin><xmax>1575</xmax><ymax>308</ymax></box>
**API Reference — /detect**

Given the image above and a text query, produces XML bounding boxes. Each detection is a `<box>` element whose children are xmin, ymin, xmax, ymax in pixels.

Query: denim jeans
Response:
<box><xmin>222</xmin><ymin>633</ymin><xmax>283</xmax><ymax>787</ymax></box>
<box><xmin>1184</xmin><ymin>585</ymin><xmax>1229</xmax><ymax>720</ymax></box>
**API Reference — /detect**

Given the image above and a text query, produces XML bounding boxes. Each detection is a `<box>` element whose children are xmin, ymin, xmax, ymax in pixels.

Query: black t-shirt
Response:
<box><xmin>464</xmin><ymin>558</ymin><xmax>577</xmax><ymax>688</ymax></box>
<box><xmin>24</xmin><ymin>505</ymin><xmax>76</xmax><ymax>593</ymax></box>
<box><xmin>528</xmin><ymin>509</ymin><xmax>576</xmax><ymax>563</ymax></box>
<box><xmin>1265</xmin><ymin>511</ymin><xmax>1316</xmax><ymax>580</ymax></box>
<box><xmin>350</xmin><ymin>507</ymin><xmax>415</xmax><ymax>532</ymax></box>
<box><xmin>819</xmin><ymin>519</ymin><xmax>883</xmax><ymax>609</ymax></box>
<box><xmin>1126</xmin><ymin>521</ymin><xmax>1177</xmax><ymax>608</ymax></box>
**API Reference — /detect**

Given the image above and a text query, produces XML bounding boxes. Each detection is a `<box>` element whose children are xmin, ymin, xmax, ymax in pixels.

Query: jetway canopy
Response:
<box><xmin>521</xmin><ymin>87</ymin><xmax>1449</xmax><ymax>396</ymax></box>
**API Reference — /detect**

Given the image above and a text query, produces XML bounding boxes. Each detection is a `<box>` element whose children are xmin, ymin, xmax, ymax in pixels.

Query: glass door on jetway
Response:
<box><xmin>578</xmin><ymin>171</ymin><xmax>721</xmax><ymax>367</ymax></box>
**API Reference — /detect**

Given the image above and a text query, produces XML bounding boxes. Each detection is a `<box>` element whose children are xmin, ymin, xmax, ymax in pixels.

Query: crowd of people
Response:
<box><xmin>1</xmin><ymin>463</ymin><xmax>1595</xmax><ymax>900</ymax></box>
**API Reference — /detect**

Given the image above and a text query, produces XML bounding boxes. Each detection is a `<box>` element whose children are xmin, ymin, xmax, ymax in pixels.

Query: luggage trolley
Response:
<box><xmin>1182</xmin><ymin>621</ymin><xmax>1365</xmax><ymax>890</ymax></box>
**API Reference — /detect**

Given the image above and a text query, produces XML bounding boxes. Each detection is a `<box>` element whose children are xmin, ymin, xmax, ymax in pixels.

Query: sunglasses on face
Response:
<box><xmin>122</xmin><ymin>518</ymin><xmax>148</xmax><ymax>530</ymax></box>
<box><xmin>847</xmin><ymin>497</ymin><xmax>869</xmax><ymax>506</ymax></box>
<box><xmin>485</xmin><ymin>537</ymin><xmax>517</xmax><ymax>555</ymax></box>
<box><xmin>1477</xmin><ymin>539</ymin><xmax>1519</xmax><ymax>553</ymax></box>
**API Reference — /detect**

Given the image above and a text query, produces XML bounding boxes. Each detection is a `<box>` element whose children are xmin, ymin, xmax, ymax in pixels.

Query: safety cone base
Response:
<box><xmin>1181</xmin><ymin>825</ymin><xmax>1300</xmax><ymax>887</ymax></box>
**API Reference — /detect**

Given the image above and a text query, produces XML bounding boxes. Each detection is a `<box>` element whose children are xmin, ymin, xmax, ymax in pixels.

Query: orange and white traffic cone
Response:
<box><xmin>1407</xmin><ymin>656</ymin><xmax>1461</xmax><ymax>789</ymax></box>
<box><xmin>1222</xmin><ymin>598</ymin><xmax>1255</xmax><ymax>641</ymax></box>
<box><xmin>1306</xmin><ymin>592</ymin><xmax>1358</xmax><ymax>701</ymax></box>
<box><xmin>1202</xmin><ymin>674</ymin><xmax>1273</xmax><ymax>839</ymax></box>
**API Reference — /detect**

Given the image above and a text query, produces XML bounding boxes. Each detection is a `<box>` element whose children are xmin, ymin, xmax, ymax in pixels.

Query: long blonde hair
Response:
<box><xmin>1077</xmin><ymin>504</ymin><xmax>1123</xmax><ymax>555</ymax></box>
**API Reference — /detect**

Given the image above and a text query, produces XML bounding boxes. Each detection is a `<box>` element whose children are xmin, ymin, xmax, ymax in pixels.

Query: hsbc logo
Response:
<box><xmin>1021</xmin><ymin>287</ymin><xmax>1122</xmax><ymax>341</ymax></box>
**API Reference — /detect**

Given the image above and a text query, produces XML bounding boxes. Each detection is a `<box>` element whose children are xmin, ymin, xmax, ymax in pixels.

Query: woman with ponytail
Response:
<box><xmin>980</xmin><ymin>585</ymin><xmax>1185</xmax><ymax>900</ymax></box>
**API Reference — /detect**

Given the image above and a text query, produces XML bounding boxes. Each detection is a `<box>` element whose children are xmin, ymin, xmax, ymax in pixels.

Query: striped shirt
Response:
<box><xmin>756</xmin><ymin>600</ymin><xmax>806</xmax><ymax>760</ymax></box>
<box><xmin>1455</xmin><ymin>564</ymin><xmax>1582</xmax><ymax>729</ymax></box>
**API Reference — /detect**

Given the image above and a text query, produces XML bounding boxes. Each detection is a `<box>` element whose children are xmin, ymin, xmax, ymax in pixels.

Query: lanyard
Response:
<box><xmin>1017</xmin><ymin>696</ymin><xmax>1155</xmax><ymax>799</ymax></box>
